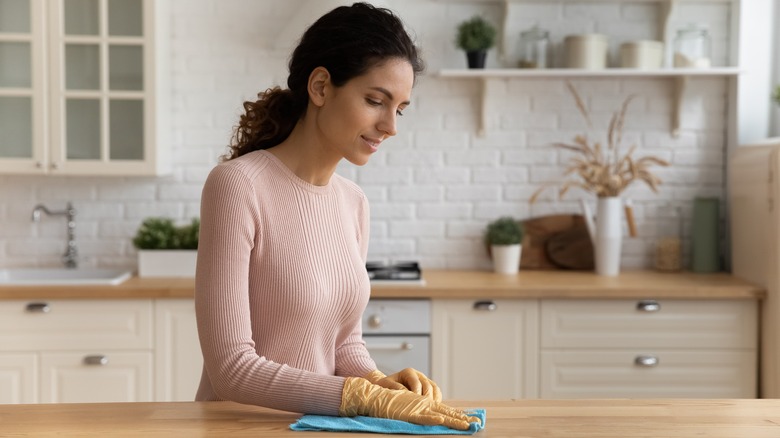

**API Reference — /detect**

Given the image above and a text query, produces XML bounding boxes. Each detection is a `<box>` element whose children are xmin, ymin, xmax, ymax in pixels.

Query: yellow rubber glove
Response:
<box><xmin>339</xmin><ymin>377</ymin><xmax>480</xmax><ymax>431</ymax></box>
<box><xmin>363</xmin><ymin>368</ymin><xmax>442</xmax><ymax>402</ymax></box>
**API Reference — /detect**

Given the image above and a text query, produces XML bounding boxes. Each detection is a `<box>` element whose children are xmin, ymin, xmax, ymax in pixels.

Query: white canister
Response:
<box><xmin>620</xmin><ymin>40</ymin><xmax>663</xmax><ymax>69</ymax></box>
<box><xmin>564</xmin><ymin>34</ymin><xmax>608</xmax><ymax>69</ymax></box>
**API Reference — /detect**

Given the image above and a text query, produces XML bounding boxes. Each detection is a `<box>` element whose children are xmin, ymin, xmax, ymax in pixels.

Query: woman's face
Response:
<box><xmin>316</xmin><ymin>58</ymin><xmax>414</xmax><ymax>166</ymax></box>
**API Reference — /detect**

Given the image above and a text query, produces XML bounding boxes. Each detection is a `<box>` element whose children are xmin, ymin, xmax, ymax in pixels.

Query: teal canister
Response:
<box><xmin>691</xmin><ymin>197</ymin><xmax>720</xmax><ymax>272</ymax></box>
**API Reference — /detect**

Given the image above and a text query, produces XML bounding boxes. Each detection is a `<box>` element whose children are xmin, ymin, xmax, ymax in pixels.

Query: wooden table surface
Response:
<box><xmin>2</xmin><ymin>399</ymin><xmax>780</xmax><ymax>437</ymax></box>
<box><xmin>0</xmin><ymin>269</ymin><xmax>765</xmax><ymax>300</ymax></box>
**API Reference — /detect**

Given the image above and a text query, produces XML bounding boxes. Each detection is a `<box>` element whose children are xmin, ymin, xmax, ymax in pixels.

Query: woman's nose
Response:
<box><xmin>378</xmin><ymin>111</ymin><xmax>397</xmax><ymax>137</ymax></box>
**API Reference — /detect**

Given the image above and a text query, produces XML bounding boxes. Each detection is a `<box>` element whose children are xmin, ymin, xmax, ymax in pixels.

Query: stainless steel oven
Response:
<box><xmin>362</xmin><ymin>299</ymin><xmax>431</xmax><ymax>376</ymax></box>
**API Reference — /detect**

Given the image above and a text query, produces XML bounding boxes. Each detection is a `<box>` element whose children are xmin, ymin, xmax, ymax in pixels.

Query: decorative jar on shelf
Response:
<box><xmin>564</xmin><ymin>34</ymin><xmax>608</xmax><ymax>69</ymax></box>
<box><xmin>518</xmin><ymin>26</ymin><xmax>550</xmax><ymax>68</ymax></box>
<box><xmin>673</xmin><ymin>24</ymin><xmax>711</xmax><ymax>68</ymax></box>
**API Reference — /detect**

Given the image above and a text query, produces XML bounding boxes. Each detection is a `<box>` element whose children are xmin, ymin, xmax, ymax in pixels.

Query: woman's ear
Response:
<box><xmin>308</xmin><ymin>67</ymin><xmax>330</xmax><ymax>107</ymax></box>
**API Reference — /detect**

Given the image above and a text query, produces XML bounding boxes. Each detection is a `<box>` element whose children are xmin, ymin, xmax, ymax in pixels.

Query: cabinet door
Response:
<box><xmin>432</xmin><ymin>299</ymin><xmax>539</xmax><ymax>399</ymax></box>
<box><xmin>154</xmin><ymin>299</ymin><xmax>202</xmax><ymax>401</ymax></box>
<box><xmin>0</xmin><ymin>353</ymin><xmax>38</xmax><ymax>403</ymax></box>
<box><xmin>0</xmin><ymin>0</ymin><xmax>47</xmax><ymax>173</ymax></box>
<box><xmin>540</xmin><ymin>350</ymin><xmax>756</xmax><ymax>398</ymax></box>
<box><xmin>40</xmin><ymin>351</ymin><xmax>152</xmax><ymax>403</ymax></box>
<box><xmin>0</xmin><ymin>299</ymin><xmax>153</xmax><ymax>351</ymax></box>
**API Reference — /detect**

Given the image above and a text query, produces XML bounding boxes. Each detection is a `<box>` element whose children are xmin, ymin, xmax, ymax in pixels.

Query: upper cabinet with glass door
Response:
<box><xmin>0</xmin><ymin>0</ymin><xmax>170</xmax><ymax>176</ymax></box>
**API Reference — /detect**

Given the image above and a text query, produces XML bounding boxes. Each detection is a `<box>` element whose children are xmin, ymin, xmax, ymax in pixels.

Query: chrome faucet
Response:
<box><xmin>31</xmin><ymin>202</ymin><xmax>78</xmax><ymax>269</ymax></box>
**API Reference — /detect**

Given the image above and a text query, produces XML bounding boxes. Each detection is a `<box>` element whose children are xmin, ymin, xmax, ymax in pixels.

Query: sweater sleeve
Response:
<box><xmin>195</xmin><ymin>163</ymin><xmax>346</xmax><ymax>415</ymax></box>
<box><xmin>334</xmin><ymin>193</ymin><xmax>377</xmax><ymax>377</ymax></box>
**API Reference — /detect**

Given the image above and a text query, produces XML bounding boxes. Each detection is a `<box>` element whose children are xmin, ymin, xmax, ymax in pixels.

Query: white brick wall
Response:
<box><xmin>0</xmin><ymin>0</ymin><xmax>734</xmax><ymax>271</ymax></box>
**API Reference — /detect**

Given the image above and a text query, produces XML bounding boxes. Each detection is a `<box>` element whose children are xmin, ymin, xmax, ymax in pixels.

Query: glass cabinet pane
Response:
<box><xmin>108</xmin><ymin>0</ymin><xmax>142</xmax><ymax>36</ymax></box>
<box><xmin>64</xmin><ymin>0</ymin><xmax>99</xmax><ymax>35</ymax></box>
<box><xmin>0</xmin><ymin>42</ymin><xmax>31</xmax><ymax>87</ymax></box>
<box><xmin>66</xmin><ymin>99</ymin><xmax>100</xmax><ymax>159</ymax></box>
<box><xmin>0</xmin><ymin>96</ymin><xmax>32</xmax><ymax>158</ymax></box>
<box><xmin>109</xmin><ymin>99</ymin><xmax>143</xmax><ymax>160</ymax></box>
<box><xmin>65</xmin><ymin>44</ymin><xmax>99</xmax><ymax>90</ymax></box>
<box><xmin>0</xmin><ymin>0</ymin><xmax>30</xmax><ymax>33</ymax></box>
<box><xmin>109</xmin><ymin>45</ymin><xmax>143</xmax><ymax>90</ymax></box>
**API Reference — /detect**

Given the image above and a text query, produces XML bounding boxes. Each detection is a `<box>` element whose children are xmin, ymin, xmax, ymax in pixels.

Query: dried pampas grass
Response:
<box><xmin>530</xmin><ymin>82</ymin><xmax>669</xmax><ymax>203</ymax></box>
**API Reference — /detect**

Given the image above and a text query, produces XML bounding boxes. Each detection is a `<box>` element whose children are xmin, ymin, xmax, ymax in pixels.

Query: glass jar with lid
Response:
<box><xmin>654</xmin><ymin>204</ymin><xmax>683</xmax><ymax>272</ymax></box>
<box><xmin>673</xmin><ymin>23</ymin><xmax>711</xmax><ymax>68</ymax></box>
<box><xmin>518</xmin><ymin>26</ymin><xmax>549</xmax><ymax>68</ymax></box>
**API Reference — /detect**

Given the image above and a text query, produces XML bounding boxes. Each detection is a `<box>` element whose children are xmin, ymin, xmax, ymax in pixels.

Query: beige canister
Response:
<box><xmin>564</xmin><ymin>34</ymin><xmax>608</xmax><ymax>69</ymax></box>
<box><xmin>620</xmin><ymin>40</ymin><xmax>663</xmax><ymax>69</ymax></box>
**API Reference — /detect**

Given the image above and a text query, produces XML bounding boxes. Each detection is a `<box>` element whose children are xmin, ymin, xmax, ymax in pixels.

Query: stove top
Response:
<box><xmin>366</xmin><ymin>261</ymin><xmax>423</xmax><ymax>284</ymax></box>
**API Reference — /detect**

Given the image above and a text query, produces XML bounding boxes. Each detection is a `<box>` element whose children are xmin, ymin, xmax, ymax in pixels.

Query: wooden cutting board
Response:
<box><xmin>520</xmin><ymin>214</ymin><xmax>594</xmax><ymax>270</ymax></box>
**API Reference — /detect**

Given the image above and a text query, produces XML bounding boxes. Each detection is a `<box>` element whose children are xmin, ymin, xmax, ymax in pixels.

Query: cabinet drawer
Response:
<box><xmin>40</xmin><ymin>351</ymin><xmax>153</xmax><ymax>403</ymax></box>
<box><xmin>540</xmin><ymin>350</ymin><xmax>757</xmax><ymax>398</ymax></box>
<box><xmin>541</xmin><ymin>299</ymin><xmax>757</xmax><ymax>349</ymax></box>
<box><xmin>0</xmin><ymin>300</ymin><xmax>153</xmax><ymax>350</ymax></box>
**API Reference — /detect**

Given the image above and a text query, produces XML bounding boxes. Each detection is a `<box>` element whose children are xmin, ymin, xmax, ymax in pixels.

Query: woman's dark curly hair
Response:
<box><xmin>223</xmin><ymin>2</ymin><xmax>424</xmax><ymax>161</ymax></box>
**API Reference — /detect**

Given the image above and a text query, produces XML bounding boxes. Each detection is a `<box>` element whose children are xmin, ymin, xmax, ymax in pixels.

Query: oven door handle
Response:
<box><xmin>366</xmin><ymin>341</ymin><xmax>415</xmax><ymax>351</ymax></box>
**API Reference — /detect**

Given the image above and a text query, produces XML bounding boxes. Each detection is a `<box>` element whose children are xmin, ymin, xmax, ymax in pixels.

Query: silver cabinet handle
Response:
<box><xmin>473</xmin><ymin>300</ymin><xmax>497</xmax><ymax>311</ymax></box>
<box><xmin>634</xmin><ymin>355</ymin><xmax>659</xmax><ymax>367</ymax></box>
<box><xmin>367</xmin><ymin>342</ymin><xmax>413</xmax><ymax>351</ymax></box>
<box><xmin>26</xmin><ymin>302</ymin><xmax>51</xmax><ymax>313</ymax></box>
<box><xmin>367</xmin><ymin>314</ymin><xmax>382</xmax><ymax>329</ymax></box>
<box><xmin>637</xmin><ymin>300</ymin><xmax>661</xmax><ymax>312</ymax></box>
<box><xmin>83</xmin><ymin>355</ymin><xmax>109</xmax><ymax>366</ymax></box>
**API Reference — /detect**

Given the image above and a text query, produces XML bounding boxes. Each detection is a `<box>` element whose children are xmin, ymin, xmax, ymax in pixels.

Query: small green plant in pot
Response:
<box><xmin>484</xmin><ymin>216</ymin><xmax>524</xmax><ymax>274</ymax></box>
<box><xmin>133</xmin><ymin>217</ymin><xmax>200</xmax><ymax>277</ymax></box>
<box><xmin>456</xmin><ymin>15</ymin><xmax>497</xmax><ymax>69</ymax></box>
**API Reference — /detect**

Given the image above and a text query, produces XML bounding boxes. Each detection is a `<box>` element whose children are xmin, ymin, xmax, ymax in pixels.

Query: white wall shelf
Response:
<box><xmin>437</xmin><ymin>68</ymin><xmax>742</xmax><ymax>137</ymax></box>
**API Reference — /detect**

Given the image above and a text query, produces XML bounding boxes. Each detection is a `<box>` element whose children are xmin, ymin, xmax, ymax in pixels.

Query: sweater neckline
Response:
<box><xmin>259</xmin><ymin>150</ymin><xmax>333</xmax><ymax>195</ymax></box>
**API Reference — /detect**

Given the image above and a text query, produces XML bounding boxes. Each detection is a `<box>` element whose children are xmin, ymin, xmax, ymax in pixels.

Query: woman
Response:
<box><xmin>195</xmin><ymin>2</ymin><xmax>478</xmax><ymax>431</ymax></box>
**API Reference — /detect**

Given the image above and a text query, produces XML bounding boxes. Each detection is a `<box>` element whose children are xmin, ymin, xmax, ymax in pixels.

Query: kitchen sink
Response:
<box><xmin>0</xmin><ymin>268</ymin><xmax>133</xmax><ymax>286</ymax></box>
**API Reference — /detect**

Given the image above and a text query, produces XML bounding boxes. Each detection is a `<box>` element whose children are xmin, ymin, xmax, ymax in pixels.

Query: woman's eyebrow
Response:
<box><xmin>370</xmin><ymin>87</ymin><xmax>410</xmax><ymax>106</ymax></box>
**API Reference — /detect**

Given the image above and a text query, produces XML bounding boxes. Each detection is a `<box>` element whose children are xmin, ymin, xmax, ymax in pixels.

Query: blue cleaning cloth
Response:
<box><xmin>290</xmin><ymin>408</ymin><xmax>485</xmax><ymax>435</ymax></box>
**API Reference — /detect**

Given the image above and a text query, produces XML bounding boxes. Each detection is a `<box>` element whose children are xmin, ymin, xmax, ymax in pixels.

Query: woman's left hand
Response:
<box><xmin>363</xmin><ymin>368</ymin><xmax>442</xmax><ymax>402</ymax></box>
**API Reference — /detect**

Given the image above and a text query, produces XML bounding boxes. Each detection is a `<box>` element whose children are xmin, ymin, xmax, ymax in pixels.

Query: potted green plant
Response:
<box><xmin>484</xmin><ymin>216</ymin><xmax>524</xmax><ymax>274</ymax></box>
<box><xmin>133</xmin><ymin>217</ymin><xmax>199</xmax><ymax>277</ymax></box>
<box><xmin>455</xmin><ymin>15</ymin><xmax>497</xmax><ymax>69</ymax></box>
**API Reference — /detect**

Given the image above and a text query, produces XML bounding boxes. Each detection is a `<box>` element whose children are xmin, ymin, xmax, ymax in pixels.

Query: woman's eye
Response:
<box><xmin>396</xmin><ymin>109</ymin><xmax>404</xmax><ymax>117</ymax></box>
<box><xmin>366</xmin><ymin>98</ymin><xmax>382</xmax><ymax>106</ymax></box>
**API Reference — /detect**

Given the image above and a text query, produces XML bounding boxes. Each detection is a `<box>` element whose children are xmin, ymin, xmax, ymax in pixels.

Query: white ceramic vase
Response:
<box><xmin>491</xmin><ymin>244</ymin><xmax>522</xmax><ymax>275</ymax></box>
<box><xmin>581</xmin><ymin>197</ymin><xmax>623</xmax><ymax>276</ymax></box>
<box><xmin>137</xmin><ymin>250</ymin><xmax>198</xmax><ymax>278</ymax></box>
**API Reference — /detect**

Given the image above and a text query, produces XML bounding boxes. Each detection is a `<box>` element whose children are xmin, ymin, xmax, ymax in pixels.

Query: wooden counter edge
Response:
<box><xmin>0</xmin><ymin>269</ymin><xmax>766</xmax><ymax>300</ymax></box>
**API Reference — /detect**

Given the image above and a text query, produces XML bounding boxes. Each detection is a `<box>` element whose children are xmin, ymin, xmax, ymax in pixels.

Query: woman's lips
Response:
<box><xmin>362</xmin><ymin>136</ymin><xmax>381</xmax><ymax>152</ymax></box>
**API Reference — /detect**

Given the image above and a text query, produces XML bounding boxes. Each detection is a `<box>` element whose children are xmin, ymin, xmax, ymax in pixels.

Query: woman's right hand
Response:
<box><xmin>339</xmin><ymin>377</ymin><xmax>480</xmax><ymax>431</ymax></box>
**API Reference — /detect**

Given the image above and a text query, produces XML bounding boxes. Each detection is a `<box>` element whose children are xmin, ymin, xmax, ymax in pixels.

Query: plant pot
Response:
<box><xmin>466</xmin><ymin>50</ymin><xmax>487</xmax><ymax>69</ymax></box>
<box><xmin>490</xmin><ymin>244</ymin><xmax>522</xmax><ymax>275</ymax></box>
<box><xmin>137</xmin><ymin>250</ymin><xmax>197</xmax><ymax>278</ymax></box>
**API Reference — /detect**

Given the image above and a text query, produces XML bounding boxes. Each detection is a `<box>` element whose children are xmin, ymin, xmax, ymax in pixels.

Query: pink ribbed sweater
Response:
<box><xmin>194</xmin><ymin>149</ymin><xmax>376</xmax><ymax>415</ymax></box>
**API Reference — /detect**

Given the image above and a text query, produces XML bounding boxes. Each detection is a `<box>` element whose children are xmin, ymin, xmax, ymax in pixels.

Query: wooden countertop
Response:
<box><xmin>0</xmin><ymin>270</ymin><xmax>765</xmax><ymax>300</ymax></box>
<box><xmin>2</xmin><ymin>399</ymin><xmax>780</xmax><ymax>437</ymax></box>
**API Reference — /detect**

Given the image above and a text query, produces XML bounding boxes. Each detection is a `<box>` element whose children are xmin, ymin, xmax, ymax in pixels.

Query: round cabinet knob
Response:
<box><xmin>51</xmin><ymin>162</ymin><xmax>60</xmax><ymax>170</ymax></box>
<box><xmin>368</xmin><ymin>314</ymin><xmax>382</xmax><ymax>329</ymax></box>
<box><xmin>401</xmin><ymin>342</ymin><xmax>414</xmax><ymax>350</ymax></box>
<box><xmin>25</xmin><ymin>302</ymin><xmax>51</xmax><ymax>313</ymax></box>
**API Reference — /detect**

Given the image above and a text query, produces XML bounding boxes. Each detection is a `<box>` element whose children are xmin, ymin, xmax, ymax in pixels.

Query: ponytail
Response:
<box><xmin>222</xmin><ymin>87</ymin><xmax>307</xmax><ymax>161</ymax></box>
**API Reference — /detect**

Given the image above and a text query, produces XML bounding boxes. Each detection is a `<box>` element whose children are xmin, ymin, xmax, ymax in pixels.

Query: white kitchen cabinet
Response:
<box><xmin>154</xmin><ymin>299</ymin><xmax>202</xmax><ymax>402</ymax></box>
<box><xmin>0</xmin><ymin>0</ymin><xmax>170</xmax><ymax>175</ymax></box>
<box><xmin>0</xmin><ymin>353</ymin><xmax>37</xmax><ymax>404</ymax></box>
<box><xmin>432</xmin><ymin>299</ymin><xmax>539</xmax><ymax>399</ymax></box>
<box><xmin>539</xmin><ymin>299</ymin><xmax>758</xmax><ymax>398</ymax></box>
<box><xmin>40</xmin><ymin>351</ymin><xmax>152</xmax><ymax>403</ymax></box>
<box><xmin>0</xmin><ymin>299</ymin><xmax>154</xmax><ymax>403</ymax></box>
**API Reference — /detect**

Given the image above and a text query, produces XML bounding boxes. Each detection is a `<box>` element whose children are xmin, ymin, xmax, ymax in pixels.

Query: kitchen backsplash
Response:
<box><xmin>0</xmin><ymin>0</ymin><xmax>731</xmax><ymax>271</ymax></box>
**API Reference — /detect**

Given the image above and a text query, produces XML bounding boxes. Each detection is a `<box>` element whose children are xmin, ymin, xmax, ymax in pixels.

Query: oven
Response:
<box><xmin>362</xmin><ymin>299</ymin><xmax>431</xmax><ymax>376</ymax></box>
